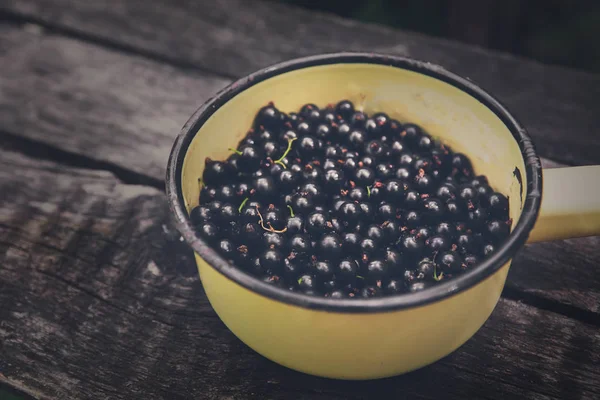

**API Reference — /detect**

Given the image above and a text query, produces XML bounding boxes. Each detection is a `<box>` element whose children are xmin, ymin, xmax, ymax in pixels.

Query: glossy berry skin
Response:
<box><xmin>354</xmin><ymin>167</ymin><xmax>375</xmax><ymax>186</ymax></box>
<box><xmin>311</xmin><ymin>260</ymin><xmax>334</xmax><ymax>280</ymax></box>
<box><xmin>323</xmin><ymin>168</ymin><xmax>346</xmax><ymax>192</ymax></box>
<box><xmin>342</xmin><ymin>233</ymin><xmax>361</xmax><ymax>254</ymax></box>
<box><xmin>403</xmin><ymin>210</ymin><xmax>422</xmax><ymax>229</ymax></box>
<box><xmin>414</xmin><ymin>173</ymin><xmax>434</xmax><ymax>193</ymax></box>
<box><xmin>395</xmin><ymin>167</ymin><xmax>411</xmax><ymax>181</ymax></box>
<box><xmin>263</xmin><ymin>230</ymin><xmax>286</xmax><ymax>249</ymax></box>
<box><xmin>237</xmin><ymin>146</ymin><xmax>263</xmax><ymax>172</ymax></box>
<box><xmin>463</xmin><ymin>254</ymin><xmax>479</xmax><ymax>269</ymax></box>
<box><xmin>254</xmin><ymin>176</ymin><xmax>276</xmax><ymax>199</ymax></box>
<box><xmin>368</xmin><ymin>186</ymin><xmax>383</xmax><ymax>203</ymax></box>
<box><xmin>217</xmin><ymin>239</ymin><xmax>236</xmax><ymax>259</ymax></box>
<box><xmin>422</xmin><ymin>198</ymin><xmax>445</xmax><ymax>224</ymax></box>
<box><xmin>297</xmin><ymin>274</ymin><xmax>318</xmax><ymax>293</ymax></box>
<box><xmin>349</xmin><ymin>187</ymin><xmax>368</xmax><ymax>202</ymax></box>
<box><xmin>318</xmin><ymin>233</ymin><xmax>343</xmax><ymax>260</ymax></box>
<box><xmin>365</xmin><ymin>140</ymin><xmax>387</xmax><ymax>159</ymax></box>
<box><xmin>384</xmin><ymin>248</ymin><xmax>403</xmax><ymax>269</ymax></box>
<box><xmin>260</xmin><ymin>249</ymin><xmax>284</xmax><ymax>272</ymax></box>
<box><xmin>366</xmin><ymin>259</ymin><xmax>388</xmax><ymax>282</ymax></box>
<box><xmin>404</xmin><ymin>190</ymin><xmax>420</xmax><ymax>209</ymax></box>
<box><xmin>380</xmin><ymin>221</ymin><xmax>400</xmax><ymax>243</ymax></box>
<box><xmin>400</xmin><ymin>234</ymin><xmax>425</xmax><ymax>256</ymax></box>
<box><xmin>190</xmin><ymin>205</ymin><xmax>212</xmax><ymax>224</ymax></box>
<box><xmin>286</xmin><ymin>216</ymin><xmax>305</xmax><ymax>235</ymax></box>
<box><xmin>277</xmin><ymin>169</ymin><xmax>300</xmax><ymax>191</ymax></box>
<box><xmin>218</xmin><ymin>203</ymin><xmax>237</xmax><ymax>223</ymax></box>
<box><xmin>339</xmin><ymin>202</ymin><xmax>361</xmax><ymax>226</ymax></box>
<box><xmin>255</xmin><ymin>104</ymin><xmax>282</xmax><ymax>130</ymax></box>
<box><xmin>365</xmin><ymin>225</ymin><xmax>385</xmax><ymax>244</ymax></box>
<box><xmin>336</xmin><ymin>100</ymin><xmax>355</xmax><ymax>120</ymax></box>
<box><xmin>451</xmin><ymin>153</ymin><xmax>473</xmax><ymax>177</ymax></box>
<box><xmin>427</xmin><ymin>235</ymin><xmax>451</xmax><ymax>253</ymax></box>
<box><xmin>240</xmin><ymin>222</ymin><xmax>262</xmax><ymax>245</ymax></box>
<box><xmin>350</xmin><ymin>111</ymin><xmax>367</xmax><ymax>127</ymax></box>
<box><xmin>384</xmin><ymin>180</ymin><xmax>406</xmax><ymax>204</ymax></box>
<box><xmin>486</xmin><ymin>219</ymin><xmax>511</xmax><ymax>242</ymax></box>
<box><xmin>286</xmin><ymin>233</ymin><xmax>309</xmax><ymax>253</ymax></box>
<box><xmin>400</xmin><ymin>124</ymin><xmax>422</xmax><ymax>147</ymax></box>
<box><xmin>359</xmin><ymin>238</ymin><xmax>377</xmax><ymax>255</ymax></box>
<box><xmin>468</xmin><ymin>207</ymin><xmax>489</xmax><ymax>229</ymax></box>
<box><xmin>337</xmin><ymin>258</ymin><xmax>359</xmax><ymax>283</ymax></box>
<box><xmin>348</xmin><ymin>129</ymin><xmax>367</xmax><ymax>149</ymax></box>
<box><xmin>436</xmin><ymin>182</ymin><xmax>457</xmax><ymax>201</ymax></box>
<box><xmin>416</xmin><ymin>260</ymin><xmax>435</xmax><ymax>281</ymax></box>
<box><xmin>306</xmin><ymin>211</ymin><xmax>330</xmax><ymax>236</ymax></box>
<box><xmin>438</xmin><ymin>251</ymin><xmax>463</xmax><ymax>273</ymax></box>
<box><xmin>198</xmin><ymin>222</ymin><xmax>220</xmax><ymax>244</ymax></box>
<box><xmin>264</xmin><ymin>205</ymin><xmax>284</xmax><ymax>226</ymax></box>
<box><xmin>292</xmin><ymin>194</ymin><xmax>315</xmax><ymax>215</ymax></box>
<box><xmin>489</xmin><ymin>192</ymin><xmax>509</xmax><ymax>217</ymax></box>
<box><xmin>436</xmin><ymin>221</ymin><xmax>457</xmax><ymax>238</ymax></box>
<box><xmin>360</xmin><ymin>286</ymin><xmax>382</xmax><ymax>298</ymax></box>
<box><xmin>385</xmin><ymin>280</ymin><xmax>405</xmax><ymax>295</ymax></box>
<box><xmin>199</xmin><ymin>100</ymin><xmax>511</xmax><ymax>299</ymax></box>
<box><xmin>377</xmin><ymin>202</ymin><xmax>395</xmax><ymax>221</ymax></box>
<box><xmin>446</xmin><ymin>200</ymin><xmax>466</xmax><ymax>221</ymax></box>
<box><xmin>483</xmin><ymin>244</ymin><xmax>496</xmax><ymax>257</ymax></box>
<box><xmin>202</xmin><ymin>160</ymin><xmax>233</xmax><ymax>185</ymax></box>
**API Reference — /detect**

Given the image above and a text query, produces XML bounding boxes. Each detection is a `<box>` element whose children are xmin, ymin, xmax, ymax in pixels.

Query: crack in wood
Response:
<box><xmin>0</xmin><ymin>9</ymin><xmax>238</xmax><ymax>80</ymax></box>
<box><xmin>502</xmin><ymin>285</ymin><xmax>600</xmax><ymax>327</ymax></box>
<box><xmin>0</xmin><ymin>130</ymin><xmax>164</xmax><ymax>190</ymax></box>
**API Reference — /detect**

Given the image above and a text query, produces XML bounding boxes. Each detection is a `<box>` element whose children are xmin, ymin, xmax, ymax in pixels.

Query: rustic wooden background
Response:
<box><xmin>0</xmin><ymin>0</ymin><xmax>599</xmax><ymax>399</ymax></box>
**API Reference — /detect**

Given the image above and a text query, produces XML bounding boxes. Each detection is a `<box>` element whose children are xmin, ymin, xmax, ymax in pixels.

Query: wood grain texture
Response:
<box><xmin>0</xmin><ymin>23</ymin><xmax>599</xmax><ymax>315</ymax></box>
<box><xmin>0</xmin><ymin>23</ymin><xmax>229</xmax><ymax>181</ymax></box>
<box><xmin>1</xmin><ymin>149</ymin><xmax>599</xmax><ymax>400</ymax></box>
<box><xmin>2</xmin><ymin>0</ymin><xmax>600</xmax><ymax>166</ymax></box>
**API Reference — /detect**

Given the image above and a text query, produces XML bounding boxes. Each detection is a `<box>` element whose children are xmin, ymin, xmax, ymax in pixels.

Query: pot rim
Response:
<box><xmin>165</xmin><ymin>52</ymin><xmax>542</xmax><ymax>313</ymax></box>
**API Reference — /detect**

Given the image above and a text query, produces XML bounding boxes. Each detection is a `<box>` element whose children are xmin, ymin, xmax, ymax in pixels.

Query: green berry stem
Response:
<box><xmin>287</xmin><ymin>205</ymin><xmax>295</xmax><ymax>218</ymax></box>
<box><xmin>432</xmin><ymin>251</ymin><xmax>444</xmax><ymax>281</ymax></box>
<box><xmin>274</xmin><ymin>137</ymin><xmax>297</xmax><ymax>168</ymax></box>
<box><xmin>228</xmin><ymin>147</ymin><xmax>243</xmax><ymax>156</ymax></box>
<box><xmin>238</xmin><ymin>197</ymin><xmax>249</xmax><ymax>213</ymax></box>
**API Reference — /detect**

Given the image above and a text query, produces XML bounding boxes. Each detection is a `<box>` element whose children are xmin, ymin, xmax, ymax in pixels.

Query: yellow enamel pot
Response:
<box><xmin>166</xmin><ymin>53</ymin><xmax>600</xmax><ymax>380</ymax></box>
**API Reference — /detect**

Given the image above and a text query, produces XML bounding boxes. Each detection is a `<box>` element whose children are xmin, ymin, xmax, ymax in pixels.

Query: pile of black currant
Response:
<box><xmin>190</xmin><ymin>100</ymin><xmax>511</xmax><ymax>298</ymax></box>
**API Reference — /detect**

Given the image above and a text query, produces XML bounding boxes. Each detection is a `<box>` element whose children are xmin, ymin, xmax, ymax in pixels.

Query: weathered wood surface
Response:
<box><xmin>0</xmin><ymin>23</ymin><xmax>599</xmax><ymax>317</ymax></box>
<box><xmin>0</xmin><ymin>23</ymin><xmax>229</xmax><ymax>183</ymax></box>
<box><xmin>2</xmin><ymin>0</ymin><xmax>600</xmax><ymax>167</ymax></box>
<box><xmin>0</xmin><ymin>2</ymin><xmax>599</xmax><ymax>398</ymax></box>
<box><xmin>0</xmin><ymin>148</ymin><xmax>599</xmax><ymax>400</ymax></box>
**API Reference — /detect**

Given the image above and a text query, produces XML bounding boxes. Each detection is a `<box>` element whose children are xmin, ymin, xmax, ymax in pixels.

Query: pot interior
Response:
<box><xmin>180</xmin><ymin>62</ymin><xmax>526</xmax><ymax>228</ymax></box>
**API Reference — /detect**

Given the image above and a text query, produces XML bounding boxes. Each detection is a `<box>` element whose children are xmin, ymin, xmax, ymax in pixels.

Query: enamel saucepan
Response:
<box><xmin>166</xmin><ymin>53</ymin><xmax>600</xmax><ymax>380</ymax></box>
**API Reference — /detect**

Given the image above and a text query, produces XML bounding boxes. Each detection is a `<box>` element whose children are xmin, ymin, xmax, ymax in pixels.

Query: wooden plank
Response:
<box><xmin>1</xmin><ymin>149</ymin><xmax>599</xmax><ymax>400</ymax></box>
<box><xmin>2</xmin><ymin>0</ymin><xmax>600</xmax><ymax>166</ymax></box>
<box><xmin>0</xmin><ymin>23</ymin><xmax>230</xmax><ymax>181</ymax></box>
<box><xmin>0</xmin><ymin>24</ymin><xmax>599</xmax><ymax>315</ymax></box>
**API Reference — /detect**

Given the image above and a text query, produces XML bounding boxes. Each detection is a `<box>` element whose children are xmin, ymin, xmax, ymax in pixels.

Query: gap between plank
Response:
<box><xmin>501</xmin><ymin>286</ymin><xmax>600</xmax><ymax>327</ymax></box>
<box><xmin>0</xmin><ymin>130</ymin><xmax>164</xmax><ymax>190</ymax></box>
<box><xmin>0</xmin><ymin>10</ymin><xmax>238</xmax><ymax>80</ymax></box>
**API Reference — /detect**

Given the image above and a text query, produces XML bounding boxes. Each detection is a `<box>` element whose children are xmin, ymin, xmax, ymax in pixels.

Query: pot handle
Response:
<box><xmin>527</xmin><ymin>165</ymin><xmax>600</xmax><ymax>243</ymax></box>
